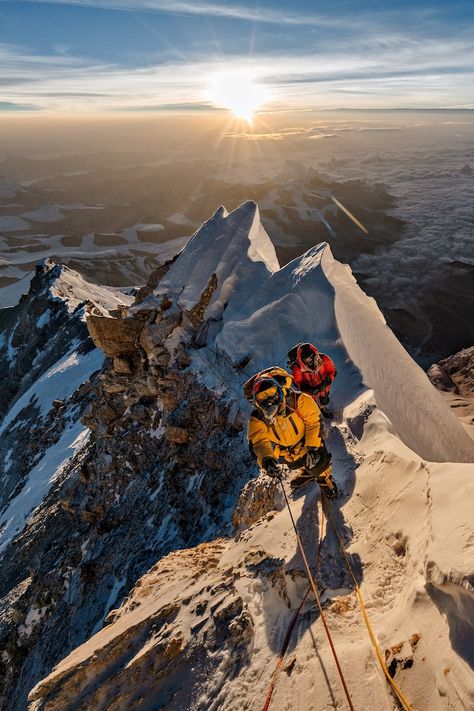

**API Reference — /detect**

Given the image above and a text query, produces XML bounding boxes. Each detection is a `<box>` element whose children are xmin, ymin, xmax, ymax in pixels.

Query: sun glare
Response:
<box><xmin>208</xmin><ymin>72</ymin><xmax>267</xmax><ymax>123</ymax></box>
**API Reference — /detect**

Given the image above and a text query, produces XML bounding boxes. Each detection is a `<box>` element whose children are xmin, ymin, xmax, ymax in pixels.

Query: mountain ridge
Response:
<box><xmin>0</xmin><ymin>201</ymin><xmax>473</xmax><ymax>710</ymax></box>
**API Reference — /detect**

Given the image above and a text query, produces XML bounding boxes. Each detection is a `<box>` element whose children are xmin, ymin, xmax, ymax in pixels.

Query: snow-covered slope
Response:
<box><xmin>0</xmin><ymin>262</ymin><xmax>132</xmax><ymax>553</ymax></box>
<box><xmin>24</xmin><ymin>201</ymin><xmax>474</xmax><ymax>711</ymax></box>
<box><xmin>133</xmin><ymin>201</ymin><xmax>279</xmax><ymax>322</ymax></box>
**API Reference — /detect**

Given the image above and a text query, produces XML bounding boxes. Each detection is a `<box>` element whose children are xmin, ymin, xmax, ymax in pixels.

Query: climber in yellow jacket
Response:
<box><xmin>246</xmin><ymin>372</ymin><xmax>337</xmax><ymax>498</ymax></box>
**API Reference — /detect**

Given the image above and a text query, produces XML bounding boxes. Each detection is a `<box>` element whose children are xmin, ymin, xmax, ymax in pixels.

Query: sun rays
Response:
<box><xmin>207</xmin><ymin>71</ymin><xmax>267</xmax><ymax>123</ymax></box>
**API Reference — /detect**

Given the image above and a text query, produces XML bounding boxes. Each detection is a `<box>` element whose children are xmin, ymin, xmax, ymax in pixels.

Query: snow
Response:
<box><xmin>22</xmin><ymin>205</ymin><xmax>64</xmax><ymax>223</ymax></box>
<box><xmin>135</xmin><ymin>223</ymin><xmax>164</xmax><ymax>232</ymax></box>
<box><xmin>18</xmin><ymin>606</ymin><xmax>48</xmax><ymax>638</ymax></box>
<box><xmin>0</xmin><ymin>215</ymin><xmax>30</xmax><ymax>231</ymax></box>
<box><xmin>212</xmin><ymin>242</ymin><xmax>473</xmax><ymax>463</ymax></box>
<box><xmin>0</xmin><ymin>422</ymin><xmax>89</xmax><ymax>554</ymax></box>
<box><xmin>49</xmin><ymin>265</ymin><xmax>133</xmax><ymax>314</ymax></box>
<box><xmin>142</xmin><ymin>202</ymin><xmax>279</xmax><ymax>320</ymax></box>
<box><xmin>0</xmin><ymin>343</ymin><xmax>104</xmax><ymax>434</ymax></box>
<box><xmin>0</xmin><ymin>271</ymin><xmax>35</xmax><ymax>308</ymax></box>
<box><xmin>15</xmin><ymin>201</ymin><xmax>474</xmax><ymax>710</ymax></box>
<box><xmin>36</xmin><ymin>308</ymin><xmax>52</xmax><ymax>329</ymax></box>
<box><xmin>167</xmin><ymin>212</ymin><xmax>197</xmax><ymax>227</ymax></box>
<box><xmin>5</xmin><ymin>330</ymin><xmax>17</xmax><ymax>364</ymax></box>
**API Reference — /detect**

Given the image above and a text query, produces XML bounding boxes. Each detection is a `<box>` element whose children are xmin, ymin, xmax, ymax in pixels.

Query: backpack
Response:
<box><xmin>243</xmin><ymin>366</ymin><xmax>294</xmax><ymax>403</ymax></box>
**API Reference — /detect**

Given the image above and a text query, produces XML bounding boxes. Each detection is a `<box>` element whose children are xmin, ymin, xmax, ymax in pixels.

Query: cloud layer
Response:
<box><xmin>0</xmin><ymin>1</ymin><xmax>473</xmax><ymax>112</ymax></box>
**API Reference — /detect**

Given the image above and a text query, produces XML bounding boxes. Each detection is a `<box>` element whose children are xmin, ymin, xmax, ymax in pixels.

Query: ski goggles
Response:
<box><xmin>302</xmin><ymin>353</ymin><xmax>322</xmax><ymax>368</ymax></box>
<box><xmin>254</xmin><ymin>384</ymin><xmax>279</xmax><ymax>403</ymax></box>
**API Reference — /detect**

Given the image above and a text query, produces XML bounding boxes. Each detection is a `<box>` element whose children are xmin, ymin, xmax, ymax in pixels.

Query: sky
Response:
<box><xmin>0</xmin><ymin>1</ymin><xmax>473</xmax><ymax>114</ymax></box>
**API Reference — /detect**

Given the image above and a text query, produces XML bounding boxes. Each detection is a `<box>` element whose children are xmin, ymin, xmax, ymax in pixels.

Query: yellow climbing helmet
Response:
<box><xmin>243</xmin><ymin>365</ymin><xmax>294</xmax><ymax>402</ymax></box>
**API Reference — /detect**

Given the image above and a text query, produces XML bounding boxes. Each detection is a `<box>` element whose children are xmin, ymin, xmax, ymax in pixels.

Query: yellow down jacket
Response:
<box><xmin>247</xmin><ymin>390</ymin><xmax>322</xmax><ymax>467</ymax></box>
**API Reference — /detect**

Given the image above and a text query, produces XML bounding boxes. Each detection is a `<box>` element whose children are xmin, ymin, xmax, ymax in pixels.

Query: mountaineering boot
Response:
<box><xmin>317</xmin><ymin>468</ymin><xmax>338</xmax><ymax>500</ymax></box>
<box><xmin>290</xmin><ymin>445</ymin><xmax>333</xmax><ymax>491</ymax></box>
<box><xmin>290</xmin><ymin>469</ymin><xmax>316</xmax><ymax>491</ymax></box>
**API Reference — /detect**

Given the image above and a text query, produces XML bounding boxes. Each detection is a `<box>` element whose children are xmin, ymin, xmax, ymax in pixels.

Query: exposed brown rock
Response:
<box><xmin>232</xmin><ymin>475</ymin><xmax>285</xmax><ymax>531</ymax></box>
<box><xmin>87</xmin><ymin>315</ymin><xmax>144</xmax><ymax>357</ymax></box>
<box><xmin>113</xmin><ymin>355</ymin><xmax>133</xmax><ymax>374</ymax></box>
<box><xmin>139</xmin><ymin>313</ymin><xmax>182</xmax><ymax>358</ymax></box>
<box><xmin>186</xmin><ymin>272</ymin><xmax>218</xmax><ymax>328</ymax></box>
<box><xmin>134</xmin><ymin>257</ymin><xmax>177</xmax><ymax>305</ymax></box>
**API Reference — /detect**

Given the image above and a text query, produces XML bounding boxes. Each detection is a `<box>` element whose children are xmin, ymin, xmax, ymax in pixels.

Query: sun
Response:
<box><xmin>208</xmin><ymin>71</ymin><xmax>267</xmax><ymax>123</ymax></box>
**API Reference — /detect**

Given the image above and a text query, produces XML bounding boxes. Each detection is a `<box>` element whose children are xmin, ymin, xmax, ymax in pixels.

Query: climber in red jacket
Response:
<box><xmin>287</xmin><ymin>342</ymin><xmax>336</xmax><ymax>418</ymax></box>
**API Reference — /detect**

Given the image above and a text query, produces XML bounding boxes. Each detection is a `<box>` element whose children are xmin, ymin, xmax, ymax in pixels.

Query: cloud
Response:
<box><xmin>11</xmin><ymin>0</ymin><xmax>359</xmax><ymax>28</ymax></box>
<box><xmin>1</xmin><ymin>20</ymin><xmax>473</xmax><ymax>112</ymax></box>
<box><xmin>0</xmin><ymin>101</ymin><xmax>38</xmax><ymax>111</ymax></box>
<box><xmin>115</xmin><ymin>101</ymin><xmax>224</xmax><ymax>111</ymax></box>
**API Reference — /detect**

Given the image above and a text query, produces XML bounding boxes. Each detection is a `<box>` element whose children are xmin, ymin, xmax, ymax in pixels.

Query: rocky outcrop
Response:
<box><xmin>86</xmin><ymin>315</ymin><xmax>145</xmax><ymax>357</ymax></box>
<box><xmin>427</xmin><ymin>346</ymin><xmax>474</xmax><ymax>397</ymax></box>
<box><xmin>0</xmin><ymin>266</ymin><xmax>254</xmax><ymax>711</ymax></box>
<box><xmin>134</xmin><ymin>256</ymin><xmax>178</xmax><ymax>305</ymax></box>
<box><xmin>428</xmin><ymin>346</ymin><xmax>474</xmax><ymax>439</ymax></box>
<box><xmin>232</xmin><ymin>475</ymin><xmax>285</xmax><ymax>531</ymax></box>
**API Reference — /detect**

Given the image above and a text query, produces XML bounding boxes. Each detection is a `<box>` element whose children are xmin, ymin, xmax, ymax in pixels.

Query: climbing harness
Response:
<box><xmin>322</xmin><ymin>497</ymin><xmax>415</xmax><ymax>711</ymax></box>
<box><xmin>277</xmin><ymin>483</ymin><xmax>356</xmax><ymax>711</ymax></box>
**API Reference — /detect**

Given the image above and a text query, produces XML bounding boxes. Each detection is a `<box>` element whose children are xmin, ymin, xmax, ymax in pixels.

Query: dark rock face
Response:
<box><xmin>0</xmin><ymin>269</ymin><xmax>253</xmax><ymax>711</ymax></box>
<box><xmin>0</xmin><ymin>261</ymin><xmax>91</xmax><ymax>421</ymax></box>
<box><xmin>0</xmin><ymin>262</ymin><xmax>102</xmax><ymax>526</ymax></box>
<box><xmin>428</xmin><ymin>346</ymin><xmax>474</xmax><ymax>439</ymax></box>
<box><xmin>427</xmin><ymin>346</ymin><xmax>474</xmax><ymax>398</ymax></box>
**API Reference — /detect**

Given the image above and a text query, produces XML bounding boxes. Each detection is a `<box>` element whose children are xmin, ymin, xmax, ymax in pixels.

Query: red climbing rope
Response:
<box><xmin>277</xmin><ymin>483</ymin><xmax>356</xmax><ymax>711</ymax></box>
<box><xmin>262</xmin><ymin>497</ymin><xmax>325</xmax><ymax>711</ymax></box>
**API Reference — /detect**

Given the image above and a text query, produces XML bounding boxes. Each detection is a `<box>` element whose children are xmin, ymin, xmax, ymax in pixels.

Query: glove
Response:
<box><xmin>305</xmin><ymin>447</ymin><xmax>321</xmax><ymax>470</ymax></box>
<box><xmin>262</xmin><ymin>457</ymin><xmax>282</xmax><ymax>480</ymax></box>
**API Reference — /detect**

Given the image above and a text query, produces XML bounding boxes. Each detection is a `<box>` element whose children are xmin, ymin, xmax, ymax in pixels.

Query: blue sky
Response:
<box><xmin>0</xmin><ymin>0</ymin><xmax>473</xmax><ymax>113</ymax></box>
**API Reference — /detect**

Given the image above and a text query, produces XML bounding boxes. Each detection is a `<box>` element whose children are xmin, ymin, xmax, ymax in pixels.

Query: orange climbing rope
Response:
<box><xmin>323</xmin><ymin>497</ymin><xmax>415</xmax><ymax>711</ymax></box>
<box><xmin>278</xmin><ymin>483</ymin><xmax>356</xmax><ymax>711</ymax></box>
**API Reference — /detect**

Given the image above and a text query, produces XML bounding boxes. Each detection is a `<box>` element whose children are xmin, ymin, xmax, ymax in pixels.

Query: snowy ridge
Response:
<box><xmin>46</xmin><ymin>262</ymin><xmax>132</xmax><ymax>315</ymax></box>
<box><xmin>210</xmin><ymin>237</ymin><xmax>473</xmax><ymax>463</ymax></box>
<box><xmin>2</xmin><ymin>202</ymin><xmax>473</xmax><ymax>710</ymax></box>
<box><xmin>140</xmin><ymin>201</ymin><xmax>279</xmax><ymax>322</ymax></box>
